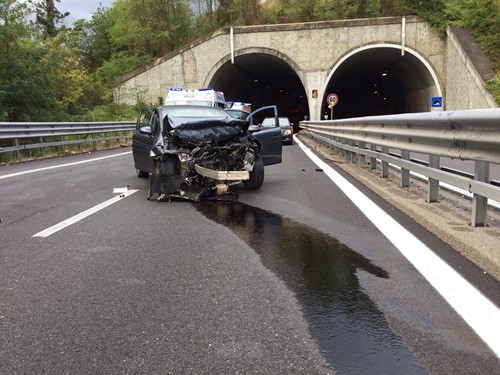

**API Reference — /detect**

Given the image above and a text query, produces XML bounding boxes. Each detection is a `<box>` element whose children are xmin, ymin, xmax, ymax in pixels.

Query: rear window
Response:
<box><xmin>261</xmin><ymin>118</ymin><xmax>277</xmax><ymax>128</ymax></box>
<box><xmin>278</xmin><ymin>118</ymin><xmax>291</xmax><ymax>127</ymax></box>
<box><xmin>262</xmin><ymin>117</ymin><xmax>290</xmax><ymax>128</ymax></box>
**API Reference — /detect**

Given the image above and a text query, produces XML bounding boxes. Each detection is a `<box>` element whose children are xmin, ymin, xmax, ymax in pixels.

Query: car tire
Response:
<box><xmin>243</xmin><ymin>155</ymin><xmax>264</xmax><ymax>190</ymax></box>
<box><xmin>137</xmin><ymin>168</ymin><xmax>148</xmax><ymax>178</ymax></box>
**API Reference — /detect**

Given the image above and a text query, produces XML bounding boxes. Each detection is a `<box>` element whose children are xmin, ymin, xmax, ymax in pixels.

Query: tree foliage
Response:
<box><xmin>0</xmin><ymin>0</ymin><xmax>497</xmax><ymax>122</ymax></box>
<box><xmin>28</xmin><ymin>0</ymin><xmax>69</xmax><ymax>38</ymax></box>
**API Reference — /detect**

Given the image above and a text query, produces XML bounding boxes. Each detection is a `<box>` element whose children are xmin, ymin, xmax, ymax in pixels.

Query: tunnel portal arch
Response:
<box><xmin>321</xmin><ymin>44</ymin><xmax>444</xmax><ymax>119</ymax></box>
<box><xmin>206</xmin><ymin>48</ymin><xmax>309</xmax><ymax>130</ymax></box>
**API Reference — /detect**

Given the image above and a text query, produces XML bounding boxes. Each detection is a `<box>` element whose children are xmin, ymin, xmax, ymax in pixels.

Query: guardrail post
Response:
<box><xmin>77</xmin><ymin>135</ymin><xmax>83</xmax><ymax>152</ymax></box>
<box><xmin>471</xmin><ymin>161</ymin><xmax>489</xmax><ymax>227</ymax></box>
<box><xmin>358</xmin><ymin>141</ymin><xmax>366</xmax><ymax>167</ymax></box>
<box><xmin>428</xmin><ymin>155</ymin><xmax>440</xmax><ymax>202</ymax></box>
<box><xmin>381</xmin><ymin>147</ymin><xmax>389</xmax><ymax>178</ymax></box>
<box><xmin>370</xmin><ymin>144</ymin><xmax>377</xmax><ymax>170</ymax></box>
<box><xmin>60</xmin><ymin>136</ymin><xmax>65</xmax><ymax>155</ymax></box>
<box><xmin>91</xmin><ymin>133</ymin><xmax>97</xmax><ymax>151</ymax></box>
<box><xmin>39</xmin><ymin>137</ymin><xmax>45</xmax><ymax>156</ymax></box>
<box><xmin>401</xmin><ymin>150</ymin><xmax>410</xmax><ymax>188</ymax></box>
<box><xmin>14</xmin><ymin>139</ymin><xmax>21</xmax><ymax>159</ymax></box>
<box><xmin>348</xmin><ymin>140</ymin><xmax>355</xmax><ymax>163</ymax></box>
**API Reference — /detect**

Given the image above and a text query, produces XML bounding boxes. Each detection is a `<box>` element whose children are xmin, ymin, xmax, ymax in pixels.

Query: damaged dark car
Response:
<box><xmin>132</xmin><ymin>105</ymin><xmax>282</xmax><ymax>202</ymax></box>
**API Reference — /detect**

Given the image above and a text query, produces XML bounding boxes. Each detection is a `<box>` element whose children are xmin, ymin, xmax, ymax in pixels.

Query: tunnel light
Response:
<box><xmin>254</xmin><ymin>79</ymin><xmax>258</xmax><ymax>83</ymax></box>
<box><xmin>382</xmin><ymin>71</ymin><xmax>388</xmax><ymax>77</ymax></box>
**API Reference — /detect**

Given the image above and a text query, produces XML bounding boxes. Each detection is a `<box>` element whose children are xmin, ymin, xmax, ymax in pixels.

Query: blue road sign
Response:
<box><xmin>431</xmin><ymin>97</ymin><xmax>443</xmax><ymax>108</ymax></box>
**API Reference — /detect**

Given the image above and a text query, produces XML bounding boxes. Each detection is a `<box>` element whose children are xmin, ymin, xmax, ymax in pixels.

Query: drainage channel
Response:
<box><xmin>196</xmin><ymin>201</ymin><xmax>425</xmax><ymax>374</ymax></box>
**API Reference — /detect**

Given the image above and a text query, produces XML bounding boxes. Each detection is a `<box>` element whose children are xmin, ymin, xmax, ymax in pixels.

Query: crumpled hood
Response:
<box><xmin>170</xmin><ymin>118</ymin><xmax>250</xmax><ymax>144</ymax></box>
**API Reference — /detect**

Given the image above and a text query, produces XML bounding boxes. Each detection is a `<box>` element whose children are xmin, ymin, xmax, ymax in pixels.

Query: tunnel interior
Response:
<box><xmin>323</xmin><ymin>47</ymin><xmax>438</xmax><ymax>119</ymax></box>
<box><xmin>209</xmin><ymin>53</ymin><xmax>309</xmax><ymax>129</ymax></box>
<box><xmin>208</xmin><ymin>47</ymin><xmax>439</xmax><ymax>126</ymax></box>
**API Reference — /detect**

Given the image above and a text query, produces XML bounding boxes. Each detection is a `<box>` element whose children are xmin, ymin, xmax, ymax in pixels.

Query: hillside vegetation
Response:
<box><xmin>0</xmin><ymin>0</ymin><xmax>498</xmax><ymax>122</ymax></box>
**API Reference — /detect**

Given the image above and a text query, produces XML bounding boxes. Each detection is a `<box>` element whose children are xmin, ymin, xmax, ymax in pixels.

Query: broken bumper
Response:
<box><xmin>195</xmin><ymin>164</ymin><xmax>250</xmax><ymax>181</ymax></box>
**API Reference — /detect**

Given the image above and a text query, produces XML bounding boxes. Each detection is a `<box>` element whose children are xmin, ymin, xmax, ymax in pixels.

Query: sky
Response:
<box><xmin>57</xmin><ymin>0</ymin><xmax>113</xmax><ymax>23</ymax></box>
<box><xmin>21</xmin><ymin>0</ymin><xmax>114</xmax><ymax>24</ymax></box>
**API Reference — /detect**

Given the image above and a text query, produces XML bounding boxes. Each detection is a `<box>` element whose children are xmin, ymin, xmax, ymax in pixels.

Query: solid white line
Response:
<box><xmin>32</xmin><ymin>189</ymin><xmax>138</xmax><ymax>238</ymax></box>
<box><xmin>295</xmin><ymin>136</ymin><xmax>500</xmax><ymax>358</ymax></box>
<box><xmin>0</xmin><ymin>151</ymin><xmax>132</xmax><ymax>180</ymax></box>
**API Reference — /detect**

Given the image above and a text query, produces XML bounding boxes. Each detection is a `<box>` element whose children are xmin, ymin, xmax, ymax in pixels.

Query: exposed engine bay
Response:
<box><xmin>148</xmin><ymin>116</ymin><xmax>265</xmax><ymax>202</ymax></box>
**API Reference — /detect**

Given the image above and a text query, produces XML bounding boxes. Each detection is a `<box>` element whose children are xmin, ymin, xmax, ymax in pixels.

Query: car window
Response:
<box><xmin>261</xmin><ymin>118</ymin><xmax>277</xmax><ymax>128</ymax></box>
<box><xmin>278</xmin><ymin>118</ymin><xmax>291</xmax><ymax>127</ymax></box>
<box><xmin>226</xmin><ymin>109</ymin><xmax>249</xmax><ymax>120</ymax></box>
<box><xmin>137</xmin><ymin>110</ymin><xmax>158</xmax><ymax>133</ymax></box>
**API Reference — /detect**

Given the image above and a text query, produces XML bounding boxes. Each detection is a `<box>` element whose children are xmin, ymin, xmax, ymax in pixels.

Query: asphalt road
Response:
<box><xmin>0</xmin><ymin>143</ymin><xmax>499</xmax><ymax>374</ymax></box>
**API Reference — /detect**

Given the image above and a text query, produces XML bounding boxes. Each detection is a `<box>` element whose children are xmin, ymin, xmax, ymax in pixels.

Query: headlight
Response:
<box><xmin>283</xmin><ymin>129</ymin><xmax>292</xmax><ymax>136</ymax></box>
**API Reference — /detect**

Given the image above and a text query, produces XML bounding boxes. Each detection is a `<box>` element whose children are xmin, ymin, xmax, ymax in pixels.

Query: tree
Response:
<box><xmin>28</xmin><ymin>0</ymin><xmax>69</xmax><ymax>38</ymax></box>
<box><xmin>0</xmin><ymin>0</ymin><xmax>57</xmax><ymax>121</ymax></box>
<box><xmin>109</xmin><ymin>0</ymin><xmax>193</xmax><ymax>59</ymax></box>
<box><xmin>243</xmin><ymin>0</ymin><xmax>261</xmax><ymax>24</ymax></box>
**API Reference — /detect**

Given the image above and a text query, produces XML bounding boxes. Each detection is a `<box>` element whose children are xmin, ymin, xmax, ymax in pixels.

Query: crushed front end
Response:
<box><xmin>148</xmin><ymin>117</ymin><xmax>262</xmax><ymax>202</ymax></box>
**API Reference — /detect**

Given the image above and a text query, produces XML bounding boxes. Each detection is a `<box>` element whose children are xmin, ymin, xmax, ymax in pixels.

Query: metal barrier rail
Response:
<box><xmin>299</xmin><ymin>108</ymin><xmax>500</xmax><ymax>227</ymax></box>
<box><xmin>0</xmin><ymin>121</ymin><xmax>136</xmax><ymax>157</ymax></box>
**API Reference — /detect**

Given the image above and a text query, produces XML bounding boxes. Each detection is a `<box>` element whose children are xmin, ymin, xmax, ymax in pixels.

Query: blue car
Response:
<box><xmin>132</xmin><ymin>105</ymin><xmax>283</xmax><ymax>202</ymax></box>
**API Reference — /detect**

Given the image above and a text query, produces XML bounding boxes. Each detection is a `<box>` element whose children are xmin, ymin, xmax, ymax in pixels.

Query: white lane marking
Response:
<box><xmin>33</xmin><ymin>189</ymin><xmax>138</xmax><ymax>238</ymax></box>
<box><xmin>0</xmin><ymin>151</ymin><xmax>132</xmax><ymax>180</ymax></box>
<box><xmin>295</xmin><ymin>136</ymin><xmax>500</xmax><ymax>358</ymax></box>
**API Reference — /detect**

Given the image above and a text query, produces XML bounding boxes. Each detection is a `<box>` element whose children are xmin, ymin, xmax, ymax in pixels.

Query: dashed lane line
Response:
<box><xmin>32</xmin><ymin>189</ymin><xmax>138</xmax><ymax>238</ymax></box>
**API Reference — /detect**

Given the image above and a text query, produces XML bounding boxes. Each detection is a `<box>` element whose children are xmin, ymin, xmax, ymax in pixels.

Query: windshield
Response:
<box><xmin>226</xmin><ymin>109</ymin><xmax>249</xmax><ymax>120</ymax></box>
<box><xmin>162</xmin><ymin>105</ymin><xmax>230</xmax><ymax>119</ymax></box>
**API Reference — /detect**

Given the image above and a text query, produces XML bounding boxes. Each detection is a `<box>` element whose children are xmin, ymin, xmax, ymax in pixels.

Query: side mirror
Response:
<box><xmin>248</xmin><ymin>124</ymin><xmax>261</xmax><ymax>133</ymax></box>
<box><xmin>139</xmin><ymin>126</ymin><xmax>152</xmax><ymax>135</ymax></box>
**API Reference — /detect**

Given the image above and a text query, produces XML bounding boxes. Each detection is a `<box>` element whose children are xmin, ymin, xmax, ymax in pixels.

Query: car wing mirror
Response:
<box><xmin>248</xmin><ymin>124</ymin><xmax>261</xmax><ymax>133</ymax></box>
<box><xmin>139</xmin><ymin>126</ymin><xmax>152</xmax><ymax>135</ymax></box>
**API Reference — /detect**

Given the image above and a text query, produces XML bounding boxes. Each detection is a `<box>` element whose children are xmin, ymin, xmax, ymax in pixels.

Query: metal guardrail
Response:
<box><xmin>0</xmin><ymin>121</ymin><xmax>136</xmax><ymax>158</ymax></box>
<box><xmin>300</xmin><ymin>108</ymin><xmax>500</xmax><ymax>227</ymax></box>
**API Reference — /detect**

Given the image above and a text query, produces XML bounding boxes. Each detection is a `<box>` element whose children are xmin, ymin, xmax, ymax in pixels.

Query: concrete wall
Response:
<box><xmin>114</xmin><ymin>16</ymin><xmax>496</xmax><ymax>116</ymax></box>
<box><xmin>445</xmin><ymin>27</ymin><xmax>497</xmax><ymax>110</ymax></box>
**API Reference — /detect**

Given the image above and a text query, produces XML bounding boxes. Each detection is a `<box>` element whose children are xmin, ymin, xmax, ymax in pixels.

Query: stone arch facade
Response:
<box><xmin>324</xmin><ymin>43</ymin><xmax>444</xmax><ymax>100</ymax></box>
<box><xmin>204</xmin><ymin>47</ymin><xmax>306</xmax><ymax>90</ymax></box>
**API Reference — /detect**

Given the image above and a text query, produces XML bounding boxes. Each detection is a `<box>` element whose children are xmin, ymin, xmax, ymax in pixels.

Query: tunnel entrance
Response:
<box><xmin>208</xmin><ymin>52</ymin><xmax>308</xmax><ymax>131</ymax></box>
<box><xmin>322</xmin><ymin>45</ymin><xmax>441</xmax><ymax>119</ymax></box>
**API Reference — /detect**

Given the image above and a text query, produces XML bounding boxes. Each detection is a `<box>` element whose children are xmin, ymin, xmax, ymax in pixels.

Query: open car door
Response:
<box><xmin>248</xmin><ymin>105</ymin><xmax>282</xmax><ymax>166</ymax></box>
<box><xmin>132</xmin><ymin>109</ymin><xmax>159</xmax><ymax>174</ymax></box>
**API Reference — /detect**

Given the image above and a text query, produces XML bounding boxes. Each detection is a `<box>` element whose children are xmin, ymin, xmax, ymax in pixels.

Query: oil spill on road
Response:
<box><xmin>197</xmin><ymin>201</ymin><xmax>425</xmax><ymax>375</ymax></box>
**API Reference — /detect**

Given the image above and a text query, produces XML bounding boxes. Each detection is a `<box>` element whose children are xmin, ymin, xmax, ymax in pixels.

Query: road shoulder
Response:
<box><xmin>297</xmin><ymin>134</ymin><xmax>500</xmax><ymax>281</ymax></box>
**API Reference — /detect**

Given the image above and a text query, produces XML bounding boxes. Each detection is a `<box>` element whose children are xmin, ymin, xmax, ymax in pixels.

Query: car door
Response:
<box><xmin>248</xmin><ymin>106</ymin><xmax>283</xmax><ymax>166</ymax></box>
<box><xmin>132</xmin><ymin>109</ymin><xmax>158</xmax><ymax>174</ymax></box>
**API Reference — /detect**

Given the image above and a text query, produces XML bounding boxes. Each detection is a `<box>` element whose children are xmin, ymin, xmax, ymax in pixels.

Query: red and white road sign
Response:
<box><xmin>327</xmin><ymin>93</ymin><xmax>339</xmax><ymax>107</ymax></box>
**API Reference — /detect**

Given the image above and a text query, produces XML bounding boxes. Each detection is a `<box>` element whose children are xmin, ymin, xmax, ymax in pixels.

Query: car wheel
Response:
<box><xmin>243</xmin><ymin>155</ymin><xmax>264</xmax><ymax>190</ymax></box>
<box><xmin>137</xmin><ymin>168</ymin><xmax>148</xmax><ymax>178</ymax></box>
